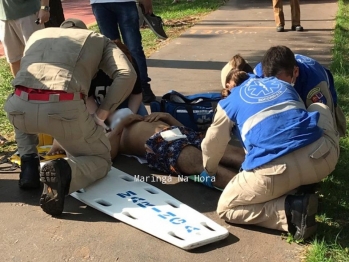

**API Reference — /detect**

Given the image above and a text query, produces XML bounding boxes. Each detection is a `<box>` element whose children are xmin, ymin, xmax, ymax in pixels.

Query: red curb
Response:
<box><xmin>0</xmin><ymin>0</ymin><xmax>96</xmax><ymax>58</ymax></box>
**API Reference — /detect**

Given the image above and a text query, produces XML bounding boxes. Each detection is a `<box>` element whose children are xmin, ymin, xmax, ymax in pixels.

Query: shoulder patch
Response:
<box><xmin>310</xmin><ymin>92</ymin><xmax>325</xmax><ymax>103</ymax></box>
<box><xmin>307</xmin><ymin>87</ymin><xmax>321</xmax><ymax>99</ymax></box>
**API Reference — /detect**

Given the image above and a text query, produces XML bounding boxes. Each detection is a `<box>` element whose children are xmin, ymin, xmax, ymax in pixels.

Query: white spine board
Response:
<box><xmin>70</xmin><ymin>167</ymin><xmax>229</xmax><ymax>250</ymax></box>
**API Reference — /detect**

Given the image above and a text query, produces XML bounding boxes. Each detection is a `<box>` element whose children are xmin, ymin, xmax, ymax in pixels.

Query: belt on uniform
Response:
<box><xmin>14</xmin><ymin>86</ymin><xmax>84</xmax><ymax>101</ymax></box>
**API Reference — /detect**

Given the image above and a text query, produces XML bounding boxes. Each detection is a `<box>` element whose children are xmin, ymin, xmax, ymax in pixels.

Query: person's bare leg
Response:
<box><xmin>220</xmin><ymin>144</ymin><xmax>245</xmax><ymax>169</ymax></box>
<box><xmin>176</xmin><ymin>146</ymin><xmax>204</xmax><ymax>174</ymax></box>
<box><xmin>177</xmin><ymin>145</ymin><xmax>237</xmax><ymax>189</ymax></box>
<box><xmin>215</xmin><ymin>165</ymin><xmax>238</xmax><ymax>189</ymax></box>
<box><xmin>10</xmin><ymin>60</ymin><xmax>21</xmax><ymax>77</ymax></box>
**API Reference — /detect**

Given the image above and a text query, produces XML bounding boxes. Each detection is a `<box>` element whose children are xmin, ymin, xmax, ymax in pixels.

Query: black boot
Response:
<box><xmin>39</xmin><ymin>158</ymin><xmax>71</xmax><ymax>216</ymax></box>
<box><xmin>291</xmin><ymin>25</ymin><xmax>304</xmax><ymax>31</ymax></box>
<box><xmin>19</xmin><ymin>153</ymin><xmax>40</xmax><ymax>189</ymax></box>
<box><xmin>285</xmin><ymin>194</ymin><xmax>318</xmax><ymax>241</ymax></box>
<box><xmin>296</xmin><ymin>183</ymin><xmax>319</xmax><ymax>195</ymax></box>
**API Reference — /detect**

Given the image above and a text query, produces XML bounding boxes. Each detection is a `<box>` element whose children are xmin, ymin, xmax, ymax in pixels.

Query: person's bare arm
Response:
<box><xmin>139</xmin><ymin>0</ymin><xmax>153</xmax><ymax>14</ymax></box>
<box><xmin>143</xmin><ymin>112</ymin><xmax>183</xmax><ymax>126</ymax></box>
<box><xmin>38</xmin><ymin>0</ymin><xmax>50</xmax><ymax>24</ymax></box>
<box><xmin>106</xmin><ymin>114</ymin><xmax>144</xmax><ymax>159</ymax></box>
<box><xmin>128</xmin><ymin>93</ymin><xmax>143</xmax><ymax>114</ymax></box>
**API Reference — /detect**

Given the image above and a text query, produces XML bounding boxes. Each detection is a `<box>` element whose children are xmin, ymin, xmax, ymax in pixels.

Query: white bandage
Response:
<box><xmin>160</xmin><ymin>128</ymin><xmax>187</xmax><ymax>141</ymax></box>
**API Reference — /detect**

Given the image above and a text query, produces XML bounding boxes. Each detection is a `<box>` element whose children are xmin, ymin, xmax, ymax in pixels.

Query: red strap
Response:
<box><xmin>15</xmin><ymin>86</ymin><xmax>83</xmax><ymax>101</ymax></box>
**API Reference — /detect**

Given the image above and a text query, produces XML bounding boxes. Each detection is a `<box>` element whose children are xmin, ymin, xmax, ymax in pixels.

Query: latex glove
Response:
<box><xmin>93</xmin><ymin>113</ymin><xmax>109</xmax><ymax>130</ymax></box>
<box><xmin>199</xmin><ymin>170</ymin><xmax>216</xmax><ymax>188</ymax></box>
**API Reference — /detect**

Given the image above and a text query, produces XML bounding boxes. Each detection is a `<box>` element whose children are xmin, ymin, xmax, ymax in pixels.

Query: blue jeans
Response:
<box><xmin>92</xmin><ymin>2</ymin><xmax>151</xmax><ymax>89</ymax></box>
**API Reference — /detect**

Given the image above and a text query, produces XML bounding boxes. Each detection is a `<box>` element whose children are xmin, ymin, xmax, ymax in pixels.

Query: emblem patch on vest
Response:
<box><xmin>240</xmin><ymin>78</ymin><xmax>287</xmax><ymax>104</ymax></box>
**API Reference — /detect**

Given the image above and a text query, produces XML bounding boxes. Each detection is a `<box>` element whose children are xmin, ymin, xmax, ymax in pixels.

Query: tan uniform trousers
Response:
<box><xmin>217</xmin><ymin>103</ymin><xmax>340</xmax><ymax>232</ymax></box>
<box><xmin>4</xmin><ymin>93</ymin><xmax>112</xmax><ymax>194</ymax></box>
<box><xmin>272</xmin><ymin>0</ymin><xmax>301</xmax><ymax>27</ymax></box>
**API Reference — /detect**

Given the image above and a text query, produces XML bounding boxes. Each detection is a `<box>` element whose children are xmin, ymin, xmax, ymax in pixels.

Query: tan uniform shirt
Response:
<box><xmin>202</xmin><ymin>104</ymin><xmax>234</xmax><ymax>176</ymax></box>
<box><xmin>12</xmin><ymin>27</ymin><xmax>137</xmax><ymax>113</ymax></box>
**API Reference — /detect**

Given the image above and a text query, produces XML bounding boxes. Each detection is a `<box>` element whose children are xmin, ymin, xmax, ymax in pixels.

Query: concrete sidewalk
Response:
<box><xmin>149</xmin><ymin>0</ymin><xmax>336</xmax><ymax>97</ymax></box>
<box><xmin>0</xmin><ymin>0</ymin><xmax>337</xmax><ymax>261</ymax></box>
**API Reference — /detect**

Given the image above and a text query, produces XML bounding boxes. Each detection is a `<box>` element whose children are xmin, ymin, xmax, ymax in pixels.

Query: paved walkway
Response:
<box><xmin>0</xmin><ymin>0</ymin><xmax>95</xmax><ymax>57</ymax></box>
<box><xmin>0</xmin><ymin>0</ymin><xmax>338</xmax><ymax>261</ymax></box>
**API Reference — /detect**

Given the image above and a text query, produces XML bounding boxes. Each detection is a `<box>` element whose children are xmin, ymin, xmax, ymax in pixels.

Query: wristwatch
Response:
<box><xmin>40</xmin><ymin>5</ymin><xmax>50</xmax><ymax>11</ymax></box>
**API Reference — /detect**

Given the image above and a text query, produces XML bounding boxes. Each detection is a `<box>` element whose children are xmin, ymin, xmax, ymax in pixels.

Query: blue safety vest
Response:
<box><xmin>219</xmin><ymin>76</ymin><xmax>323</xmax><ymax>170</ymax></box>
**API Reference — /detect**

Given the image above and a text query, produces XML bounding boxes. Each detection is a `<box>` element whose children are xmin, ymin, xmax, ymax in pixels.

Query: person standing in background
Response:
<box><xmin>91</xmin><ymin>0</ymin><xmax>157</xmax><ymax>103</ymax></box>
<box><xmin>44</xmin><ymin>0</ymin><xmax>65</xmax><ymax>28</ymax></box>
<box><xmin>272</xmin><ymin>0</ymin><xmax>303</xmax><ymax>32</ymax></box>
<box><xmin>0</xmin><ymin>0</ymin><xmax>50</xmax><ymax>76</ymax></box>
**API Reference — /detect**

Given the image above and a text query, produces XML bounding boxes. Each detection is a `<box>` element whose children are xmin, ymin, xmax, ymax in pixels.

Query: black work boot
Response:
<box><xmin>276</xmin><ymin>26</ymin><xmax>285</xmax><ymax>32</ymax></box>
<box><xmin>39</xmin><ymin>158</ymin><xmax>71</xmax><ymax>216</ymax></box>
<box><xmin>285</xmin><ymin>194</ymin><xmax>318</xmax><ymax>241</ymax></box>
<box><xmin>291</xmin><ymin>25</ymin><xmax>304</xmax><ymax>31</ymax></box>
<box><xmin>296</xmin><ymin>183</ymin><xmax>319</xmax><ymax>195</ymax></box>
<box><xmin>19</xmin><ymin>153</ymin><xmax>40</xmax><ymax>189</ymax></box>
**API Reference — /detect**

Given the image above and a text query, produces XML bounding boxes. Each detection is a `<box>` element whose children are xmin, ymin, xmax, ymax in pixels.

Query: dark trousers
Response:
<box><xmin>45</xmin><ymin>0</ymin><xmax>65</xmax><ymax>28</ymax></box>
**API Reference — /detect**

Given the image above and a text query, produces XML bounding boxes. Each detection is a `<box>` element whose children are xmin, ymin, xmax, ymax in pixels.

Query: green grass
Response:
<box><xmin>0</xmin><ymin>59</ymin><xmax>15</xmax><ymax>154</ymax></box>
<box><xmin>304</xmin><ymin>0</ymin><xmax>349</xmax><ymax>261</ymax></box>
<box><xmin>150</xmin><ymin>0</ymin><xmax>225</xmax><ymax>18</ymax></box>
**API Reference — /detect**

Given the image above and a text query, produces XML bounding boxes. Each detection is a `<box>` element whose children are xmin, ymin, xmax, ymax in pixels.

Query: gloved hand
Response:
<box><xmin>199</xmin><ymin>170</ymin><xmax>216</xmax><ymax>188</ymax></box>
<box><xmin>93</xmin><ymin>113</ymin><xmax>109</xmax><ymax>130</ymax></box>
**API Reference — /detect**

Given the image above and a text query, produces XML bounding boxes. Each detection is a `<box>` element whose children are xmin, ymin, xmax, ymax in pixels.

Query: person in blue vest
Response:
<box><xmin>201</xmin><ymin>71</ymin><xmax>340</xmax><ymax>240</ymax></box>
<box><xmin>253</xmin><ymin>45</ymin><xmax>346</xmax><ymax>137</ymax></box>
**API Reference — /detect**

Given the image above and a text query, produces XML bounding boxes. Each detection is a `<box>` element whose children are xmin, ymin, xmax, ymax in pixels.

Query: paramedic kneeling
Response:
<box><xmin>4</xmin><ymin>18</ymin><xmax>136</xmax><ymax>216</ymax></box>
<box><xmin>201</xmin><ymin>75</ymin><xmax>340</xmax><ymax>240</ymax></box>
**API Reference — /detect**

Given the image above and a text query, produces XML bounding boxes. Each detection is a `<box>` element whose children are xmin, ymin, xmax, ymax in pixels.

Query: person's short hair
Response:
<box><xmin>221</xmin><ymin>54</ymin><xmax>253</xmax><ymax>88</ymax></box>
<box><xmin>261</xmin><ymin>45</ymin><xmax>297</xmax><ymax>77</ymax></box>
<box><xmin>60</xmin><ymin>18</ymin><xmax>87</xmax><ymax>29</ymax></box>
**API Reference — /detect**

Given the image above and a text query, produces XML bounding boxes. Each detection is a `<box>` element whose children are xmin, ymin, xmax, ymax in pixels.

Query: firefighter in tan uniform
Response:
<box><xmin>4</xmin><ymin>18</ymin><xmax>137</xmax><ymax>216</ymax></box>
